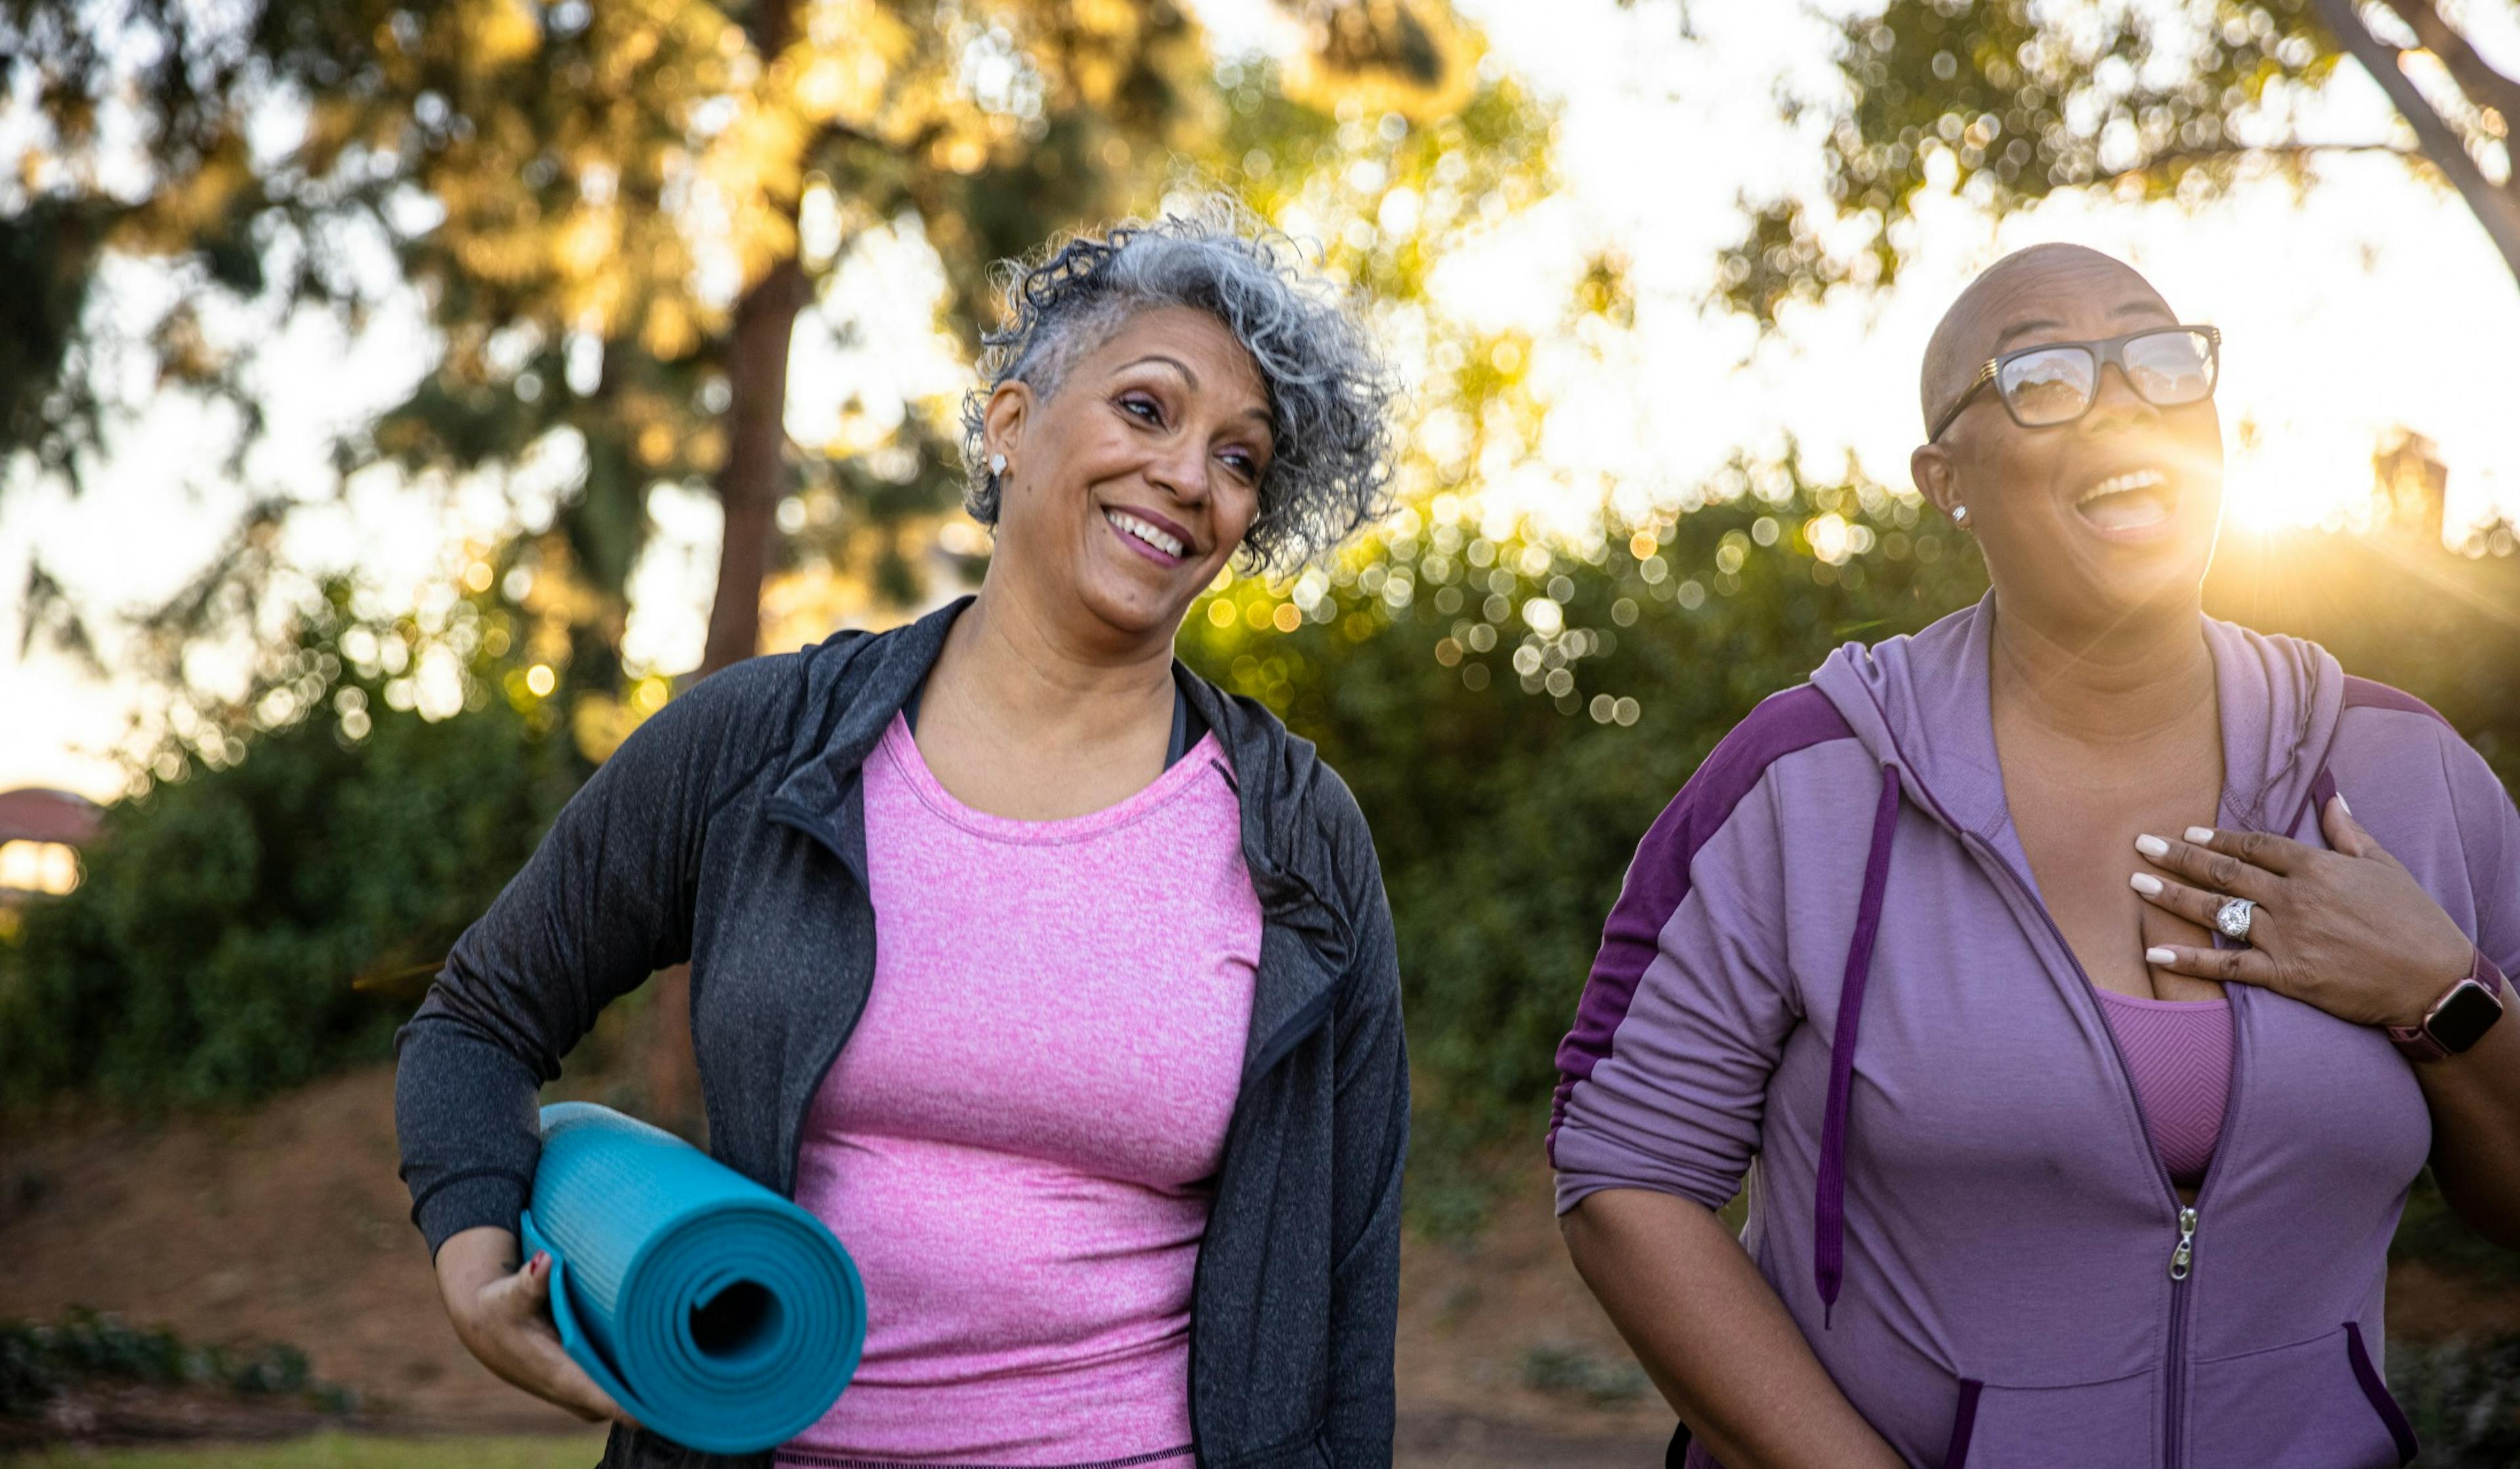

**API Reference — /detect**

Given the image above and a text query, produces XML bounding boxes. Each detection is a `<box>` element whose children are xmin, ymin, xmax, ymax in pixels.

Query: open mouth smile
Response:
<box><xmin>2072</xmin><ymin>468</ymin><xmax>2178</xmax><ymax>541</ymax></box>
<box><xmin>1105</xmin><ymin>507</ymin><xmax>1190</xmax><ymax>564</ymax></box>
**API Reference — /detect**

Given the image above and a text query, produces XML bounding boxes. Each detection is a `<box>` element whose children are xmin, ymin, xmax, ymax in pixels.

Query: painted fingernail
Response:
<box><xmin>2185</xmin><ymin>827</ymin><xmax>2216</xmax><ymax>844</ymax></box>
<box><xmin>531</xmin><ymin>1252</ymin><xmax>549</xmax><ymax>1272</ymax></box>
<box><xmin>2146</xmin><ymin>947</ymin><xmax>2177</xmax><ymax>964</ymax></box>
<box><xmin>2336</xmin><ymin>794</ymin><xmax>2353</xmax><ymax>817</ymax></box>
<box><xmin>2135</xmin><ymin>835</ymin><xmax>2169</xmax><ymax>859</ymax></box>
<box><xmin>2130</xmin><ymin>873</ymin><xmax>2163</xmax><ymax>896</ymax></box>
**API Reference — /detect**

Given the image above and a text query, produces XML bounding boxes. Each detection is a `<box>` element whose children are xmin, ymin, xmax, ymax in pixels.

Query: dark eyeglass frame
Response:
<box><xmin>1928</xmin><ymin>324</ymin><xmax>2222</xmax><ymax>442</ymax></box>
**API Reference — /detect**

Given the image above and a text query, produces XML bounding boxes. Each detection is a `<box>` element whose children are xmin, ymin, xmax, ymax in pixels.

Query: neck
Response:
<box><xmin>929</xmin><ymin>570</ymin><xmax>1177</xmax><ymax>744</ymax></box>
<box><xmin>1986</xmin><ymin>592</ymin><xmax>2214</xmax><ymax>747</ymax></box>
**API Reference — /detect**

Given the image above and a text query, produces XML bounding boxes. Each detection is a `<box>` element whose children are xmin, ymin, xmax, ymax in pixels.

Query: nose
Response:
<box><xmin>2079</xmin><ymin>362</ymin><xmax>2160</xmax><ymax>435</ymax></box>
<box><xmin>1144</xmin><ymin>436</ymin><xmax>1211</xmax><ymax>507</ymax></box>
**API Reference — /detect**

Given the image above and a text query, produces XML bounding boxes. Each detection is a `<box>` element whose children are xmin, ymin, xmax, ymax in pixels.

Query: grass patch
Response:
<box><xmin>6</xmin><ymin>1432</ymin><xmax>608</xmax><ymax>1468</ymax></box>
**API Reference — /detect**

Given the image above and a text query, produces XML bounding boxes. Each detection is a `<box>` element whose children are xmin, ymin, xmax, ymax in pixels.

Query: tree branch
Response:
<box><xmin>2307</xmin><ymin>0</ymin><xmax>2520</xmax><ymax>287</ymax></box>
<box><xmin>2380</xmin><ymin>0</ymin><xmax>2520</xmax><ymax>134</ymax></box>
<box><xmin>2125</xmin><ymin>139</ymin><xmax>2418</xmax><ymax>169</ymax></box>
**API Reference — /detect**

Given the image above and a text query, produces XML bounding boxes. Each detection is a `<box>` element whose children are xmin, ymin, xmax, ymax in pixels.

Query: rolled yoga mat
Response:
<box><xmin>520</xmin><ymin>1101</ymin><xmax>866</xmax><ymax>1453</ymax></box>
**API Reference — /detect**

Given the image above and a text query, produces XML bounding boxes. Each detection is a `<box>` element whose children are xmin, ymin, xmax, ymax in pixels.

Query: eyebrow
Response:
<box><xmin>1121</xmin><ymin>354</ymin><xmax>1200</xmax><ymax>389</ymax></box>
<box><xmin>1989</xmin><ymin>300</ymin><xmax>2176</xmax><ymax>354</ymax></box>
<box><xmin>1122</xmin><ymin>354</ymin><xmax>1273</xmax><ymax>428</ymax></box>
<box><xmin>1989</xmin><ymin>316</ymin><xmax>2063</xmax><ymax>352</ymax></box>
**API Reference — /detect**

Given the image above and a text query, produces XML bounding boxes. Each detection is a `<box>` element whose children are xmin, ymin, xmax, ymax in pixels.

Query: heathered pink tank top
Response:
<box><xmin>779</xmin><ymin>715</ymin><xmax>1260</xmax><ymax>1468</ymax></box>
<box><xmin>2095</xmin><ymin>988</ymin><xmax>2234</xmax><ymax>1188</ymax></box>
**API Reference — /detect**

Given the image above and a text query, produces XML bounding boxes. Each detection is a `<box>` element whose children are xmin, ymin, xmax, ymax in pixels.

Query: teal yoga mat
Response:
<box><xmin>520</xmin><ymin>1102</ymin><xmax>866</xmax><ymax>1453</ymax></box>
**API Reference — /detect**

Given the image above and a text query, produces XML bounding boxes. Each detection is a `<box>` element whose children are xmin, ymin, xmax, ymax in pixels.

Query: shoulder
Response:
<box><xmin>1643</xmin><ymin>684</ymin><xmax>1866</xmax><ymax>858</ymax></box>
<box><xmin>612</xmin><ymin>629</ymin><xmax>877</xmax><ymax>791</ymax></box>
<box><xmin>2324</xmin><ymin>675</ymin><xmax>2515</xmax><ymax>872</ymax></box>
<box><xmin>2338</xmin><ymin>675</ymin><xmax>2457</xmax><ymax>732</ymax></box>
<box><xmin>2329</xmin><ymin>674</ymin><xmax>2488</xmax><ymax>787</ymax></box>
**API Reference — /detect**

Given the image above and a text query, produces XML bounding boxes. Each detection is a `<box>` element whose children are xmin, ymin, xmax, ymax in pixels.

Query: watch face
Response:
<box><xmin>2431</xmin><ymin>980</ymin><xmax>2506</xmax><ymax>1055</ymax></box>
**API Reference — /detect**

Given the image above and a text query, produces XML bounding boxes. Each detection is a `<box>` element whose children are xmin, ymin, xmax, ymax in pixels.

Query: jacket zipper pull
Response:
<box><xmin>2168</xmin><ymin>1206</ymin><xmax>2198</xmax><ymax>1281</ymax></box>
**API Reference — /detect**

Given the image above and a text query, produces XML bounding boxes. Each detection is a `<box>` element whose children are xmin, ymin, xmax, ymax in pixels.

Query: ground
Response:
<box><xmin>18</xmin><ymin>1064</ymin><xmax>2519</xmax><ymax>1466</ymax></box>
<box><xmin>0</xmin><ymin>1064</ymin><xmax>1675</xmax><ymax>1466</ymax></box>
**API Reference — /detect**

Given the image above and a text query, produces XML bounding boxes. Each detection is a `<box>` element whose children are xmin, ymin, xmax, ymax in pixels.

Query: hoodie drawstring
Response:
<box><xmin>1816</xmin><ymin>763</ymin><xmax>1902</xmax><ymax>1327</ymax></box>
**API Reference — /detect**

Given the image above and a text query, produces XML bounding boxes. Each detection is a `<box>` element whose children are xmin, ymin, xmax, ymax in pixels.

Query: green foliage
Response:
<box><xmin>1716</xmin><ymin>0</ymin><xmax>2341</xmax><ymax>323</ymax></box>
<box><xmin>1520</xmin><ymin>1341</ymin><xmax>1649</xmax><ymax>1404</ymax></box>
<box><xmin>1186</xmin><ymin>476</ymin><xmax>2520</xmax><ymax>1214</ymax></box>
<box><xmin>2388</xmin><ymin>1332</ymin><xmax>2520</xmax><ymax>1465</ymax></box>
<box><xmin>1184</xmin><ymin>466</ymin><xmax>1992</xmax><ymax>1203</ymax></box>
<box><xmin>0</xmin><ymin>580</ymin><xmax>589</xmax><ymax>1106</ymax></box>
<box><xmin>0</xmin><ymin>1309</ymin><xmax>323</xmax><ymax>1420</ymax></box>
<box><xmin>6</xmin><ymin>1436</ymin><xmax>607</xmax><ymax>1469</ymax></box>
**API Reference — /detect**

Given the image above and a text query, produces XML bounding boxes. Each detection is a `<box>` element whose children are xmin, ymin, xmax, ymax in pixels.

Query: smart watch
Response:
<box><xmin>2387</xmin><ymin>949</ymin><xmax>2509</xmax><ymax>1064</ymax></box>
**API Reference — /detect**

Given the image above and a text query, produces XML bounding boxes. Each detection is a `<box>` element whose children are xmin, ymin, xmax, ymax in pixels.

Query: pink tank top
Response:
<box><xmin>780</xmin><ymin>716</ymin><xmax>1260</xmax><ymax>1468</ymax></box>
<box><xmin>2095</xmin><ymin>988</ymin><xmax>2234</xmax><ymax>1188</ymax></box>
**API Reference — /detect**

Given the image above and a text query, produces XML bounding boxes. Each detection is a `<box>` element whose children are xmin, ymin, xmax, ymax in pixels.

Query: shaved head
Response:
<box><xmin>1920</xmin><ymin>244</ymin><xmax>2172</xmax><ymax>436</ymax></box>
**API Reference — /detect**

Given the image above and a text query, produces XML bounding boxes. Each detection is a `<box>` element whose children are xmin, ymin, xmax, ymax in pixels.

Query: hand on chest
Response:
<box><xmin>2009</xmin><ymin>777</ymin><xmax>2228</xmax><ymax>1003</ymax></box>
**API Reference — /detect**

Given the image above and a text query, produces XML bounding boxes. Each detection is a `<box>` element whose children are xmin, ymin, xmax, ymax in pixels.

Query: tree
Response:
<box><xmin>5</xmin><ymin>0</ymin><xmax>1566</xmax><ymax>1128</ymax></box>
<box><xmin>1662</xmin><ymin>0</ymin><xmax>2520</xmax><ymax>325</ymax></box>
<box><xmin>3</xmin><ymin>0</ymin><xmax>1502</xmax><ymax>681</ymax></box>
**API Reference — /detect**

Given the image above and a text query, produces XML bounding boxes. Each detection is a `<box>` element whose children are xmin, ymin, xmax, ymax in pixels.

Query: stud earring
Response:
<box><xmin>1952</xmin><ymin>504</ymin><xmax>1969</xmax><ymax>526</ymax></box>
<box><xmin>988</xmin><ymin>453</ymin><xmax>1007</xmax><ymax>476</ymax></box>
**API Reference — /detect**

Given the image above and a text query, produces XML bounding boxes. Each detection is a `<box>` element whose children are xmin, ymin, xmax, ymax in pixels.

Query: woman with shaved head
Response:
<box><xmin>1551</xmin><ymin>243</ymin><xmax>2520</xmax><ymax>1467</ymax></box>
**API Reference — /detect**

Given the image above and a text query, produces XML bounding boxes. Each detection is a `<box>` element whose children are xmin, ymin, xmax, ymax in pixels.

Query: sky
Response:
<box><xmin>4</xmin><ymin>0</ymin><xmax>2519</xmax><ymax>802</ymax></box>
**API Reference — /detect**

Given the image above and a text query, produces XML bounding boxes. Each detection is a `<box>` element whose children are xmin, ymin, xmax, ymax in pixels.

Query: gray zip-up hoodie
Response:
<box><xmin>395</xmin><ymin>598</ymin><xmax>1407</xmax><ymax>1469</ymax></box>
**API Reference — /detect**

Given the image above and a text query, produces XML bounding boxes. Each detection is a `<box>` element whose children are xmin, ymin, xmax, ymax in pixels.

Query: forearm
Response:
<box><xmin>2417</xmin><ymin>1011</ymin><xmax>2520</xmax><ymax>1249</ymax></box>
<box><xmin>396</xmin><ymin>1016</ymin><xmax>548</xmax><ymax>1253</ymax></box>
<box><xmin>1561</xmin><ymin>1189</ymin><xmax>1900</xmax><ymax>1469</ymax></box>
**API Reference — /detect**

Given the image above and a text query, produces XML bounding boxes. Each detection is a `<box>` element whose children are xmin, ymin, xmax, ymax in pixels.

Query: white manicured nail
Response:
<box><xmin>2185</xmin><ymin>827</ymin><xmax>2216</xmax><ymax>844</ymax></box>
<box><xmin>2146</xmin><ymin>947</ymin><xmax>2177</xmax><ymax>965</ymax></box>
<box><xmin>2135</xmin><ymin>835</ymin><xmax>2169</xmax><ymax>859</ymax></box>
<box><xmin>2336</xmin><ymin>794</ymin><xmax>2353</xmax><ymax>817</ymax></box>
<box><xmin>2130</xmin><ymin>874</ymin><xmax>2163</xmax><ymax>896</ymax></box>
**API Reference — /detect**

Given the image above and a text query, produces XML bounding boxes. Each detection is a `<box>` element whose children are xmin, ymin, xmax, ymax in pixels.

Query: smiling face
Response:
<box><xmin>982</xmin><ymin>304</ymin><xmax>1271</xmax><ymax>647</ymax></box>
<box><xmin>1911</xmin><ymin>246</ymin><xmax>2225</xmax><ymax>637</ymax></box>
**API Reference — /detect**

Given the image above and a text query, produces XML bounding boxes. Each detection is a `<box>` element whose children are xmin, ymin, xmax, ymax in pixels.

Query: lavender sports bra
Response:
<box><xmin>2095</xmin><ymin>987</ymin><xmax>2235</xmax><ymax>1188</ymax></box>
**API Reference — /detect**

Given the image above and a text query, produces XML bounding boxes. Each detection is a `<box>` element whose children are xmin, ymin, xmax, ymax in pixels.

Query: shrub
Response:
<box><xmin>0</xmin><ymin>584</ymin><xmax>588</xmax><ymax>1107</ymax></box>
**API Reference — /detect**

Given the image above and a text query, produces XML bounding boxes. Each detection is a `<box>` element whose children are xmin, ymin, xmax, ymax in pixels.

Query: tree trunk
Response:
<box><xmin>648</xmin><ymin>0</ymin><xmax>807</xmax><ymax>1140</ymax></box>
<box><xmin>2310</xmin><ymin>0</ymin><xmax>2520</xmax><ymax>289</ymax></box>
<box><xmin>700</xmin><ymin>256</ymin><xmax>812</xmax><ymax>674</ymax></box>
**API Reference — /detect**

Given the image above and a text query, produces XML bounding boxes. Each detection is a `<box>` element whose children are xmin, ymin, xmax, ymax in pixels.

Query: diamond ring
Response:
<box><xmin>2215</xmin><ymin>897</ymin><xmax>2256</xmax><ymax>943</ymax></box>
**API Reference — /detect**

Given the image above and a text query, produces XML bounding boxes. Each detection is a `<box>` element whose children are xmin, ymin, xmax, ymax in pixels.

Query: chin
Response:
<box><xmin>1076</xmin><ymin>570</ymin><xmax>1194</xmax><ymax>639</ymax></box>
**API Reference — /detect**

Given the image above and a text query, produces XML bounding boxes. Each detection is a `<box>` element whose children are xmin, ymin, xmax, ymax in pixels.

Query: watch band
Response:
<box><xmin>2388</xmin><ymin>949</ymin><xmax>2508</xmax><ymax>1063</ymax></box>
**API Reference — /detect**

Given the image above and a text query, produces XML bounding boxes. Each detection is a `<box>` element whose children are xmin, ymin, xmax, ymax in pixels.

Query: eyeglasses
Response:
<box><xmin>1929</xmin><ymin>325</ymin><xmax>2221</xmax><ymax>442</ymax></box>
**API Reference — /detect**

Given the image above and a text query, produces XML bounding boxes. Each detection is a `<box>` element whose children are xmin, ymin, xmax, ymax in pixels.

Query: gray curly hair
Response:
<box><xmin>958</xmin><ymin>199</ymin><xmax>1396</xmax><ymax>573</ymax></box>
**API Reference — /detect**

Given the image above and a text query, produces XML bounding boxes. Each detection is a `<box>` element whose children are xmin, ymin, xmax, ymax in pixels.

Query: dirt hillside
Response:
<box><xmin>0</xmin><ymin>1065</ymin><xmax>1675</xmax><ymax>1462</ymax></box>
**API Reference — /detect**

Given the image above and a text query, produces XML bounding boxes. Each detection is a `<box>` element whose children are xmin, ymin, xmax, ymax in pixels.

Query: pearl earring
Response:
<box><xmin>988</xmin><ymin>453</ymin><xmax>1007</xmax><ymax>476</ymax></box>
<box><xmin>1952</xmin><ymin>504</ymin><xmax>1969</xmax><ymax>526</ymax></box>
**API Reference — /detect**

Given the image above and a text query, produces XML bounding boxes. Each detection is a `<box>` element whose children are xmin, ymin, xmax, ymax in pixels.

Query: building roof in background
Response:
<box><xmin>0</xmin><ymin>787</ymin><xmax>103</xmax><ymax>846</ymax></box>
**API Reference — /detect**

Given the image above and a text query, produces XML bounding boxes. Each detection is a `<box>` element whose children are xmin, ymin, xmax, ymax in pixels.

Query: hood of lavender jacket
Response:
<box><xmin>1550</xmin><ymin>592</ymin><xmax>2520</xmax><ymax>1469</ymax></box>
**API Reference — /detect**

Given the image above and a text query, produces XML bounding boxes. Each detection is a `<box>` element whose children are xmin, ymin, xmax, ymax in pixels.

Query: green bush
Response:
<box><xmin>1182</xmin><ymin>474</ymin><xmax>2520</xmax><ymax>1214</ymax></box>
<box><xmin>0</xmin><ymin>584</ymin><xmax>588</xmax><ymax>1107</ymax></box>
<box><xmin>0</xmin><ymin>1308</ymin><xmax>326</xmax><ymax>1420</ymax></box>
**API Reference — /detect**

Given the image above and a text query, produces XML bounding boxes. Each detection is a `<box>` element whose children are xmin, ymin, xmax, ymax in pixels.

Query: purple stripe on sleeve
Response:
<box><xmin>2342</xmin><ymin>675</ymin><xmax>2456</xmax><ymax>729</ymax></box>
<box><xmin>1547</xmin><ymin>685</ymin><xmax>1856</xmax><ymax>1160</ymax></box>
<box><xmin>1815</xmin><ymin>764</ymin><xmax>1902</xmax><ymax>1325</ymax></box>
<box><xmin>2286</xmin><ymin>678</ymin><xmax>2447</xmax><ymax>837</ymax></box>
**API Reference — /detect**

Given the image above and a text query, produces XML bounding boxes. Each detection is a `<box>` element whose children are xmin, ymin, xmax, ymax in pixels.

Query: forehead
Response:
<box><xmin>1962</xmin><ymin>255</ymin><xmax>2175</xmax><ymax>360</ymax></box>
<box><xmin>1082</xmin><ymin>305</ymin><xmax>1269</xmax><ymax>403</ymax></box>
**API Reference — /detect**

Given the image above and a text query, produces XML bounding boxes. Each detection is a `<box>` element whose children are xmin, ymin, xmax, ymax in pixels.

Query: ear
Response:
<box><xmin>982</xmin><ymin>379</ymin><xmax>1034</xmax><ymax>476</ymax></box>
<box><xmin>1911</xmin><ymin>442</ymin><xmax>1965</xmax><ymax>526</ymax></box>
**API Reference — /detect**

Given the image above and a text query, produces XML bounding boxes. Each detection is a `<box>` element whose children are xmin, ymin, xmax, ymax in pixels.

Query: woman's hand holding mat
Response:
<box><xmin>434</xmin><ymin>1224</ymin><xmax>641</xmax><ymax>1428</ymax></box>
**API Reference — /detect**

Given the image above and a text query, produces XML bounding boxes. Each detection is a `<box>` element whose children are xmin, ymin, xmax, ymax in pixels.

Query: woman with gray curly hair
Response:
<box><xmin>397</xmin><ymin>200</ymin><xmax>1409</xmax><ymax>1469</ymax></box>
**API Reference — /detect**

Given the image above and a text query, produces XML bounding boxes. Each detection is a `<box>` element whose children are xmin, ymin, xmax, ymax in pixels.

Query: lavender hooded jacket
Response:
<box><xmin>1550</xmin><ymin>596</ymin><xmax>2520</xmax><ymax>1468</ymax></box>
